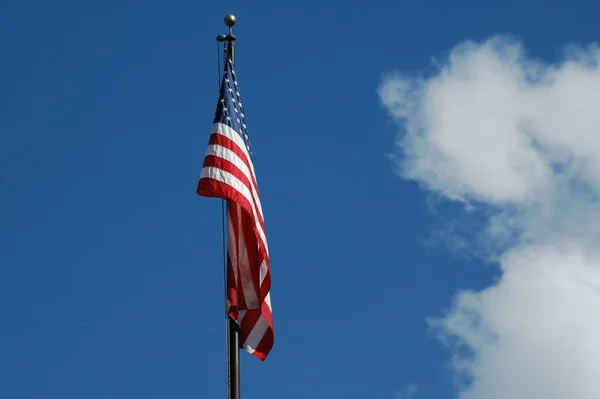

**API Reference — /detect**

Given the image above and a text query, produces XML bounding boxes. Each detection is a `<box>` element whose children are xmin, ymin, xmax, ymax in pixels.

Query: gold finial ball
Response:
<box><xmin>224</xmin><ymin>14</ymin><xmax>236</xmax><ymax>28</ymax></box>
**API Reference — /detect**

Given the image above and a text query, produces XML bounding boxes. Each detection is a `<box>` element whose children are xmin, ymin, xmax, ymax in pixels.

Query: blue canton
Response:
<box><xmin>214</xmin><ymin>58</ymin><xmax>252</xmax><ymax>156</ymax></box>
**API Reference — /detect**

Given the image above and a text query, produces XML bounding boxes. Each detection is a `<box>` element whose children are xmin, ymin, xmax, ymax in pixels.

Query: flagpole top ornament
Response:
<box><xmin>216</xmin><ymin>14</ymin><xmax>236</xmax><ymax>42</ymax></box>
<box><xmin>224</xmin><ymin>14</ymin><xmax>236</xmax><ymax>29</ymax></box>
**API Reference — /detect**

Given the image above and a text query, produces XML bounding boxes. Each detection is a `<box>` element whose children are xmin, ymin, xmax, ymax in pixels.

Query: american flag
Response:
<box><xmin>197</xmin><ymin>57</ymin><xmax>274</xmax><ymax>361</ymax></box>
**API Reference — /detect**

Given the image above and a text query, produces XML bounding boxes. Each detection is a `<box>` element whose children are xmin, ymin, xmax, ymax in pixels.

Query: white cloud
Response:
<box><xmin>379</xmin><ymin>36</ymin><xmax>600</xmax><ymax>399</ymax></box>
<box><xmin>396</xmin><ymin>383</ymin><xmax>418</xmax><ymax>399</ymax></box>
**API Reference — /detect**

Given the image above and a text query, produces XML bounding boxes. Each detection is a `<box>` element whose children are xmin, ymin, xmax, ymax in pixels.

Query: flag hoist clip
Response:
<box><xmin>217</xmin><ymin>14</ymin><xmax>236</xmax><ymax>64</ymax></box>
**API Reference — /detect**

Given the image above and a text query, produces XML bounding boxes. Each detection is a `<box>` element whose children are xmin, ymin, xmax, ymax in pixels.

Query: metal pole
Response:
<box><xmin>227</xmin><ymin>316</ymin><xmax>240</xmax><ymax>399</ymax></box>
<box><xmin>222</xmin><ymin>14</ymin><xmax>239</xmax><ymax>399</ymax></box>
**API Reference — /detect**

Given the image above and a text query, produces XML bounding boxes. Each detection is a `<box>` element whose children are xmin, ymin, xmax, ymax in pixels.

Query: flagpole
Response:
<box><xmin>220</xmin><ymin>14</ymin><xmax>240</xmax><ymax>399</ymax></box>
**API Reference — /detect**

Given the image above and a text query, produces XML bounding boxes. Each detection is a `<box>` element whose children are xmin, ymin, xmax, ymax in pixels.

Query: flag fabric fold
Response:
<box><xmin>197</xmin><ymin>57</ymin><xmax>274</xmax><ymax>361</ymax></box>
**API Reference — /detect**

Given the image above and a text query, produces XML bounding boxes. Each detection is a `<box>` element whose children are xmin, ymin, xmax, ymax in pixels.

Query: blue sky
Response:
<box><xmin>3</xmin><ymin>1</ymin><xmax>600</xmax><ymax>399</ymax></box>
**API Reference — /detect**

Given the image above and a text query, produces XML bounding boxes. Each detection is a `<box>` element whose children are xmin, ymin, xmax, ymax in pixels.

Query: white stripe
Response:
<box><xmin>259</xmin><ymin>260</ymin><xmax>268</xmax><ymax>285</ymax></box>
<box><xmin>242</xmin><ymin>315</ymin><xmax>269</xmax><ymax>353</ymax></box>
<box><xmin>200</xmin><ymin>166</ymin><xmax>269</xmax><ymax>255</ymax></box>
<box><xmin>238</xmin><ymin>310</ymin><xmax>247</xmax><ymax>323</ymax></box>
<box><xmin>212</xmin><ymin>122</ymin><xmax>265</xmax><ymax>221</ymax></box>
<box><xmin>204</xmin><ymin>143</ymin><xmax>265</xmax><ymax>228</ymax></box>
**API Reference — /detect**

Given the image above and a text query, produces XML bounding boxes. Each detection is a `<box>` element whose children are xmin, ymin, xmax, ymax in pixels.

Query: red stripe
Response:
<box><xmin>238</xmin><ymin>309</ymin><xmax>261</xmax><ymax>344</ymax></box>
<box><xmin>235</xmin><ymin>202</ymin><xmax>261</xmax><ymax>308</ymax></box>
<box><xmin>252</xmin><ymin>325</ymin><xmax>274</xmax><ymax>361</ymax></box>
<box><xmin>226</xmin><ymin>255</ymin><xmax>239</xmax><ymax>311</ymax></box>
